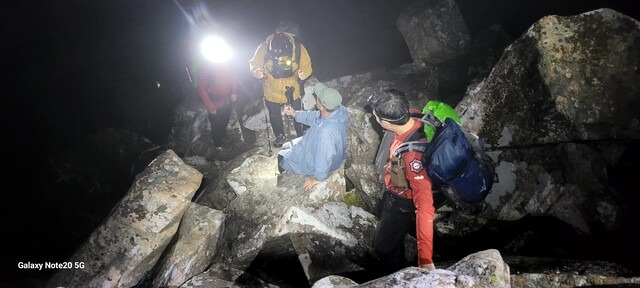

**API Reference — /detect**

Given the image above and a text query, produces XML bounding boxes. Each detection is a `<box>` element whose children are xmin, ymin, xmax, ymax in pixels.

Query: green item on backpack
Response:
<box><xmin>422</xmin><ymin>101</ymin><xmax>461</xmax><ymax>142</ymax></box>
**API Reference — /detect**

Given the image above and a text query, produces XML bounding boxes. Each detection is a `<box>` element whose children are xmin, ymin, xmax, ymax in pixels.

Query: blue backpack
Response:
<box><xmin>392</xmin><ymin>115</ymin><xmax>496</xmax><ymax>213</ymax></box>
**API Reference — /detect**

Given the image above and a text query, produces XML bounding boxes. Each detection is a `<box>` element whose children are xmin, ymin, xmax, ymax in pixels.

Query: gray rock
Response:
<box><xmin>456</xmin><ymin>8</ymin><xmax>640</xmax><ymax>234</ymax></box>
<box><xmin>152</xmin><ymin>203</ymin><xmax>225</xmax><ymax>287</ymax></box>
<box><xmin>396</xmin><ymin>0</ymin><xmax>471</xmax><ymax>65</ymax></box>
<box><xmin>48</xmin><ymin>150</ymin><xmax>203</xmax><ymax>288</ymax></box>
<box><xmin>216</xmin><ymin>153</ymin><xmax>378</xmax><ymax>284</ymax></box>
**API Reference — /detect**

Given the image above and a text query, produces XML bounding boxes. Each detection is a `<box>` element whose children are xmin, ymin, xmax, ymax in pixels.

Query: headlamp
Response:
<box><xmin>277</xmin><ymin>56</ymin><xmax>292</xmax><ymax>66</ymax></box>
<box><xmin>372</xmin><ymin>109</ymin><xmax>409</xmax><ymax>124</ymax></box>
<box><xmin>200</xmin><ymin>35</ymin><xmax>232</xmax><ymax>63</ymax></box>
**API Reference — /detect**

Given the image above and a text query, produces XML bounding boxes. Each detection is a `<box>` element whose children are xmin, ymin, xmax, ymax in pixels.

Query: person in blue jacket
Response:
<box><xmin>279</xmin><ymin>82</ymin><xmax>348</xmax><ymax>191</ymax></box>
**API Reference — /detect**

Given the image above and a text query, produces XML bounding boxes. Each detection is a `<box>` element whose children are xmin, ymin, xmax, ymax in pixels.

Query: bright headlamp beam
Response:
<box><xmin>201</xmin><ymin>36</ymin><xmax>232</xmax><ymax>63</ymax></box>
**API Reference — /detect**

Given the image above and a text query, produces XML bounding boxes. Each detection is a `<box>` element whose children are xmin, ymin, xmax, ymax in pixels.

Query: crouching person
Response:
<box><xmin>278</xmin><ymin>83</ymin><xmax>348</xmax><ymax>191</ymax></box>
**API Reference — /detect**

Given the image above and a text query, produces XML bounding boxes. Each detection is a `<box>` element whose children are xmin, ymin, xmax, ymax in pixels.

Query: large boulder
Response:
<box><xmin>180</xmin><ymin>264</ymin><xmax>271</xmax><ymax>288</ymax></box>
<box><xmin>396</xmin><ymin>0</ymin><xmax>471</xmax><ymax>65</ymax></box>
<box><xmin>151</xmin><ymin>203</ymin><xmax>225</xmax><ymax>288</ymax></box>
<box><xmin>48</xmin><ymin>150</ymin><xmax>202</xmax><ymax>288</ymax></box>
<box><xmin>456</xmin><ymin>9</ymin><xmax>640</xmax><ymax>234</ymax></box>
<box><xmin>345</xmin><ymin>107</ymin><xmax>384</xmax><ymax>213</ymax></box>
<box><xmin>334</xmin><ymin>249</ymin><xmax>510</xmax><ymax>288</ymax></box>
<box><xmin>448</xmin><ymin>249</ymin><xmax>511</xmax><ymax>287</ymax></box>
<box><xmin>215</xmin><ymin>153</ymin><xmax>378</xmax><ymax>284</ymax></box>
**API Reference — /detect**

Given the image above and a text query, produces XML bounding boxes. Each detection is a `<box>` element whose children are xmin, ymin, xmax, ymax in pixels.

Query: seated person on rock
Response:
<box><xmin>278</xmin><ymin>83</ymin><xmax>348</xmax><ymax>191</ymax></box>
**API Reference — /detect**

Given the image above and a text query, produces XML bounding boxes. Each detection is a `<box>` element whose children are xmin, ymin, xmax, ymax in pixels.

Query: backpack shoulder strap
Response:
<box><xmin>294</xmin><ymin>36</ymin><xmax>301</xmax><ymax>64</ymax></box>
<box><xmin>392</xmin><ymin>120</ymin><xmax>429</xmax><ymax>157</ymax></box>
<box><xmin>416</xmin><ymin>111</ymin><xmax>443</xmax><ymax>130</ymax></box>
<box><xmin>375</xmin><ymin>131</ymin><xmax>394</xmax><ymax>178</ymax></box>
<box><xmin>292</xmin><ymin>36</ymin><xmax>306</xmax><ymax>95</ymax></box>
<box><xmin>393</xmin><ymin>141</ymin><xmax>428</xmax><ymax>158</ymax></box>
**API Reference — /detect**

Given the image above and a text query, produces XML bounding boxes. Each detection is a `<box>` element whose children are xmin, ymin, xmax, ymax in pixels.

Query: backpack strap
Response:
<box><xmin>416</xmin><ymin>111</ymin><xmax>443</xmax><ymax>130</ymax></box>
<box><xmin>293</xmin><ymin>36</ymin><xmax>306</xmax><ymax>96</ymax></box>
<box><xmin>293</xmin><ymin>36</ymin><xmax>301</xmax><ymax>64</ymax></box>
<box><xmin>392</xmin><ymin>119</ymin><xmax>429</xmax><ymax>157</ymax></box>
<box><xmin>392</xmin><ymin>141</ymin><xmax>428</xmax><ymax>158</ymax></box>
<box><xmin>375</xmin><ymin>131</ymin><xmax>394</xmax><ymax>179</ymax></box>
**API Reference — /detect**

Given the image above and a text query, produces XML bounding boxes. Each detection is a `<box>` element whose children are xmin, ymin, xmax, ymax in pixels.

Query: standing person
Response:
<box><xmin>249</xmin><ymin>20</ymin><xmax>312</xmax><ymax>147</ymax></box>
<box><xmin>196</xmin><ymin>57</ymin><xmax>238</xmax><ymax>150</ymax></box>
<box><xmin>368</xmin><ymin>88</ymin><xmax>436</xmax><ymax>274</ymax></box>
<box><xmin>279</xmin><ymin>83</ymin><xmax>348</xmax><ymax>191</ymax></box>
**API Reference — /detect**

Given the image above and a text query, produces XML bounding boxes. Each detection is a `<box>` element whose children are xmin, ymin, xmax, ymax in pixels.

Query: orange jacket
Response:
<box><xmin>385</xmin><ymin>119</ymin><xmax>435</xmax><ymax>265</ymax></box>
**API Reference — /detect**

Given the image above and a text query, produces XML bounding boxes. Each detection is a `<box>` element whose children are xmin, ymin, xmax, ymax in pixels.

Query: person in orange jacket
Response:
<box><xmin>249</xmin><ymin>20</ymin><xmax>312</xmax><ymax>147</ymax></box>
<box><xmin>368</xmin><ymin>88</ymin><xmax>436</xmax><ymax>274</ymax></box>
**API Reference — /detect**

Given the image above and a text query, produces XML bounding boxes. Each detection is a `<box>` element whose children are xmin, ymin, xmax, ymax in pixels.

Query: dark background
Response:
<box><xmin>3</xmin><ymin>0</ymin><xmax>640</xmax><ymax>286</ymax></box>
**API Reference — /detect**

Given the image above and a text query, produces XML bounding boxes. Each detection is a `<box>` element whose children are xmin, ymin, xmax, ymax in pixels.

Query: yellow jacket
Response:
<box><xmin>249</xmin><ymin>33</ymin><xmax>313</xmax><ymax>104</ymax></box>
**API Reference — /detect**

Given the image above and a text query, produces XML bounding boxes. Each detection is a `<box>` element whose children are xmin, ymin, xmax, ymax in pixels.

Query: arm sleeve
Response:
<box><xmin>313</xmin><ymin>129</ymin><xmax>337</xmax><ymax>181</ymax></box>
<box><xmin>404</xmin><ymin>151</ymin><xmax>435</xmax><ymax>265</ymax></box>
<box><xmin>297</xmin><ymin>44</ymin><xmax>313</xmax><ymax>80</ymax></box>
<box><xmin>249</xmin><ymin>42</ymin><xmax>267</xmax><ymax>78</ymax></box>
<box><xmin>294</xmin><ymin>110</ymin><xmax>320</xmax><ymax>126</ymax></box>
<box><xmin>197</xmin><ymin>69</ymin><xmax>216</xmax><ymax>112</ymax></box>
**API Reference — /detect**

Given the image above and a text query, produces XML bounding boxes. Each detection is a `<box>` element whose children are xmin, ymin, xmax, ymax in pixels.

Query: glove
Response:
<box><xmin>253</xmin><ymin>69</ymin><xmax>264</xmax><ymax>79</ymax></box>
<box><xmin>297</xmin><ymin>69</ymin><xmax>306</xmax><ymax>79</ymax></box>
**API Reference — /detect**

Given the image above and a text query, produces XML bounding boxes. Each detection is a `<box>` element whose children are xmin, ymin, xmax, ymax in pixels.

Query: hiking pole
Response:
<box><xmin>185</xmin><ymin>66</ymin><xmax>193</xmax><ymax>83</ymax></box>
<box><xmin>260</xmin><ymin>76</ymin><xmax>273</xmax><ymax>157</ymax></box>
<box><xmin>284</xmin><ymin>86</ymin><xmax>295</xmax><ymax>139</ymax></box>
<box><xmin>231</xmin><ymin>99</ymin><xmax>245</xmax><ymax>143</ymax></box>
<box><xmin>262</xmin><ymin>97</ymin><xmax>274</xmax><ymax>157</ymax></box>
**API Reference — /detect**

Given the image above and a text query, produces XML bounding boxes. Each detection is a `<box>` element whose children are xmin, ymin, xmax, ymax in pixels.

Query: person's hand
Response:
<box><xmin>282</xmin><ymin>106</ymin><xmax>296</xmax><ymax>117</ymax></box>
<box><xmin>420</xmin><ymin>263</ymin><xmax>435</xmax><ymax>271</ymax></box>
<box><xmin>297</xmin><ymin>69</ymin><xmax>306</xmax><ymax>79</ymax></box>
<box><xmin>230</xmin><ymin>93</ymin><xmax>238</xmax><ymax>103</ymax></box>
<box><xmin>254</xmin><ymin>70</ymin><xmax>264</xmax><ymax>79</ymax></box>
<box><xmin>303</xmin><ymin>178</ymin><xmax>319</xmax><ymax>191</ymax></box>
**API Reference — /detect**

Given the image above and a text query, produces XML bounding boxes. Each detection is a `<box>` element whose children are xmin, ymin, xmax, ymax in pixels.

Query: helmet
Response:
<box><xmin>268</xmin><ymin>33</ymin><xmax>292</xmax><ymax>58</ymax></box>
<box><xmin>275</xmin><ymin>20</ymin><xmax>300</xmax><ymax>37</ymax></box>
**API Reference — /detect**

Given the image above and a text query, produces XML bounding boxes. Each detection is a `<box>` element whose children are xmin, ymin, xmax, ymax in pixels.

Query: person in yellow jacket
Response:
<box><xmin>249</xmin><ymin>20</ymin><xmax>313</xmax><ymax>147</ymax></box>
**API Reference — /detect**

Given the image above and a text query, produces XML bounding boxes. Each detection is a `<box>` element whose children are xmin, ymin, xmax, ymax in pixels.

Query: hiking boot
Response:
<box><xmin>273</xmin><ymin>134</ymin><xmax>286</xmax><ymax>148</ymax></box>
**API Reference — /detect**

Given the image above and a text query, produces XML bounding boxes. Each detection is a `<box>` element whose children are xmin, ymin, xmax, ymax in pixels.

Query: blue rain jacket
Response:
<box><xmin>280</xmin><ymin>105</ymin><xmax>348</xmax><ymax>181</ymax></box>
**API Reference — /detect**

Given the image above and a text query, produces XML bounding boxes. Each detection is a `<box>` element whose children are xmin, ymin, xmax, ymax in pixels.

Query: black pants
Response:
<box><xmin>265</xmin><ymin>98</ymin><xmax>303</xmax><ymax>137</ymax></box>
<box><xmin>207</xmin><ymin>105</ymin><xmax>232</xmax><ymax>147</ymax></box>
<box><xmin>372</xmin><ymin>190</ymin><xmax>416</xmax><ymax>274</ymax></box>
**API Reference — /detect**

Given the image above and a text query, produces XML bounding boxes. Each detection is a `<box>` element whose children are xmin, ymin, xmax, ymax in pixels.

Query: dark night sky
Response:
<box><xmin>3</xmin><ymin>0</ymin><xmax>640</xmax><ymax>286</ymax></box>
